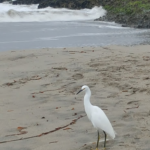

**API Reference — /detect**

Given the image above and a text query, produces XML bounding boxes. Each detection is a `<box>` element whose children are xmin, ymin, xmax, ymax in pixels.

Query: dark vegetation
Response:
<box><xmin>100</xmin><ymin>0</ymin><xmax>150</xmax><ymax>28</ymax></box>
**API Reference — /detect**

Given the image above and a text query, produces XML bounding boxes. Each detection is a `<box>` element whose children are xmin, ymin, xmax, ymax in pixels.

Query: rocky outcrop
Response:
<box><xmin>0</xmin><ymin>0</ymin><xmax>7</xmax><ymax>2</ymax></box>
<box><xmin>96</xmin><ymin>12</ymin><xmax>150</xmax><ymax>28</ymax></box>
<box><xmin>12</xmin><ymin>0</ymin><xmax>41</xmax><ymax>5</ymax></box>
<box><xmin>38</xmin><ymin>0</ymin><xmax>103</xmax><ymax>9</ymax></box>
<box><xmin>12</xmin><ymin>0</ymin><xmax>103</xmax><ymax>9</ymax></box>
<box><xmin>97</xmin><ymin>0</ymin><xmax>150</xmax><ymax>28</ymax></box>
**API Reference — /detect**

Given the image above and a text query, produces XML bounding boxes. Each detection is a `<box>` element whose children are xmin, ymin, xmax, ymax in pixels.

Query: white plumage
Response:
<box><xmin>77</xmin><ymin>85</ymin><xmax>115</xmax><ymax>149</ymax></box>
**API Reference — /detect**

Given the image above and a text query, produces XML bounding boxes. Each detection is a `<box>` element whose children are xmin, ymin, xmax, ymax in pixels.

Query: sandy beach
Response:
<box><xmin>0</xmin><ymin>45</ymin><xmax>150</xmax><ymax>150</ymax></box>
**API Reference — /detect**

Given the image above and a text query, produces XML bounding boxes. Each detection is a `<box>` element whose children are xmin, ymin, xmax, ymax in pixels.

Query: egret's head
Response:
<box><xmin>76</xmin><ymin>85</ymin><xmax>89</xmax><ymax>94</ymax></box>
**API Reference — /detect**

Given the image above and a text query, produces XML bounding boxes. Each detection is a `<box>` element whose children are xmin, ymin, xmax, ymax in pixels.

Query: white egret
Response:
<box><xmin>77</xmin><ymin>85</ymin><xmax>115</xmax><ymax>150</ymax></box>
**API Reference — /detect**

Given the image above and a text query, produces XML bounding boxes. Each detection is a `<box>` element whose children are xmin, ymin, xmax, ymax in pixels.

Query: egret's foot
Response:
<box><xmin>95</xmin><ymin>148</ymin><xmax>99</xmax><ymax>150</ymax></box>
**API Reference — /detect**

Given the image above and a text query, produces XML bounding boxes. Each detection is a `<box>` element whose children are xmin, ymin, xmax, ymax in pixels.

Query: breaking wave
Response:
<box><xmin>0</xmin><ymin>3</ymin><xmax>106</xmax><ymax>22</ymax></box>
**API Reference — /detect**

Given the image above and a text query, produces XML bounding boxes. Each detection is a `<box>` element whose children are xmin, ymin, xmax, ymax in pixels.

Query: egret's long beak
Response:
<box><xmin>76</xmin><ymin>89</ymin><xmax>83</xmax><ymax>95</ymax></box>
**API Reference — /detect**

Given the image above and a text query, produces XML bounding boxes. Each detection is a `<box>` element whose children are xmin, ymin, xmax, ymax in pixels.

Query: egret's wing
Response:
<box><xmin>91</xmin><ymin>106</ymin><xmax>115</xmax><ymax>139</ymax></box>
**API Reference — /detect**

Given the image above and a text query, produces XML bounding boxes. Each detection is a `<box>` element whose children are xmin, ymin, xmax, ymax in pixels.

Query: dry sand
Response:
<box><xmin>0</xmin><ymin>45</ymin><xmax>150</xmax><ymax>150</ymax></box>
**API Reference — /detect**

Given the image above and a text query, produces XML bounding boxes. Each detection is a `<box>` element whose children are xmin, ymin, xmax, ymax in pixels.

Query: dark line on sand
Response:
<box><xmin>0</xmin><ymin>115</ymin><xmax>86</xmax><ymax>144</ymax></box>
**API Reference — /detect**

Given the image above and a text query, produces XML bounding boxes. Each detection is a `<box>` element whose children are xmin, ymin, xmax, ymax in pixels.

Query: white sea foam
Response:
<box><xmin>0</xmin><ymin>3</ymin><xmax>106</xmax><ymax>22</ymax></box>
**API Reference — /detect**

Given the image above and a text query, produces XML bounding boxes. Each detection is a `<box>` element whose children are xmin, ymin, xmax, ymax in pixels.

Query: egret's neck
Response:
<box><xmin>84</xmin><ymin>89</ymin><xmax>92</xmax><ymax>120</ymax></box>
<box><xmin>84</xmin><ymin>89</ymin><xmax>91</xmax><ymax>104</ymax></box>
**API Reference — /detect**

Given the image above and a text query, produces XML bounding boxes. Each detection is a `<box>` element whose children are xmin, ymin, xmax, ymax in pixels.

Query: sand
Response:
<box><xmin>0</xmin><ymin>45</ymin><xmax>150</xmax><ymax>150</ymax></box>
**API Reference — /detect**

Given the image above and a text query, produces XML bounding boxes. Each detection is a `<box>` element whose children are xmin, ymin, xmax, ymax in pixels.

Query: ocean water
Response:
<box><xmin>0</xmin><ymin>3</ymin><xmax>149</xmax><ymax>51</ymax></box>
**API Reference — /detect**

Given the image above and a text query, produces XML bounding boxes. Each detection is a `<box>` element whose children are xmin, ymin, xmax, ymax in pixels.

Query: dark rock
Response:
<box><xmin>122</xmin><ymin>24</ymin><xmax>128</xmax><ymax>27</ymax></box>
<box><xmin>38</xmin><ymin>0</ymin><xmax>102</xmax><ymax>9</ymax></box>
<box><xmin>12</xmin><ymin>0</ymin><xmax>42</xmax><ymax>5</ymax></box>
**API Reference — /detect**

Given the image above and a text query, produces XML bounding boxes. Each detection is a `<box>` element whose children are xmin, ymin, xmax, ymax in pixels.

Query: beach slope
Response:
<box><xmin>0</xmin><ymin>45</ymin><xmax>150</xmax><ymax>150</ymax></box>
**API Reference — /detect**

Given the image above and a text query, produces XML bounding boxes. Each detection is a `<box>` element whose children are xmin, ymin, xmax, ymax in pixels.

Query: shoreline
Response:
<box><xmin>0</xmin><ymin>45</ymin><xmax>150</xmax><ymax>150</ymax></box>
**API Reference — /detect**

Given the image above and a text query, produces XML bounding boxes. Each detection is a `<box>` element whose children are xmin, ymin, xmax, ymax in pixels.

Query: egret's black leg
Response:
<box><xmin>96</xmin><ymin>130</ymin><xmax>100</xmax><ymax>150</ymax></box>
<box><xmin>103</xmin><ymin>131</ymin><xmax>107</xmax><ymax>149</ymax></box>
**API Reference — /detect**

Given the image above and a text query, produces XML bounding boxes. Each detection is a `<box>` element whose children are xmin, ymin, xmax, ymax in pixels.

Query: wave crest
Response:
<box><xmin>0</xmin><ymin>3</ymin><xmax>106</xmax><ymax>22</ymax></box>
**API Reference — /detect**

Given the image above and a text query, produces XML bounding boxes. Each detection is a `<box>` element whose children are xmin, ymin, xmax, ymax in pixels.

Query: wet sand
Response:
<box><xmin>0</xmin><ymin>45</ymin><xmax>150</xmax><ymax>150</ymax></box>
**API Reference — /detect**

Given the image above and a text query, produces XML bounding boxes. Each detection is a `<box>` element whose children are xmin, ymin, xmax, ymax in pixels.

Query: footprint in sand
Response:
<box><xmin>72</xmin><ymin>73</ymin><xmax>84</xmax><ymax>80</ymax></box>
